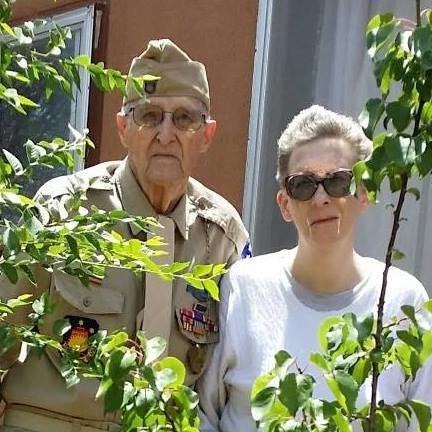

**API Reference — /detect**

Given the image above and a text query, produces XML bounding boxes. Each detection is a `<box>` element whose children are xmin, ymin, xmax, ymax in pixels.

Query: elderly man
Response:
<box><xmin>198</xmin><ymin>105</ymin><xmax>431</xmax><ymax>431</ymax></box>
<box><xmin>0</xmin><ymin>39</ymin><xmax>248</xmax><ymax>431</ymax></box>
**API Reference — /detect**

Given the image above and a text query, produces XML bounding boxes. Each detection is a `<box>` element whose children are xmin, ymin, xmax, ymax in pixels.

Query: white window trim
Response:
<box><xmin>242</xmin><ymin>0</ymin><xmax>273</xmax><ymax>248</ymax></box>
<box><xmin>37</xmin><ymin>6</ymin><xmax>94</xmax><ymax>171</ymax></box>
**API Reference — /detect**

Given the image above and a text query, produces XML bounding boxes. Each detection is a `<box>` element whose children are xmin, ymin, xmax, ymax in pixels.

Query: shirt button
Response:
<box><xmin>83</xmin><ymin>296</ymin><xmax>92</xmax><ymax>307</ymax></box>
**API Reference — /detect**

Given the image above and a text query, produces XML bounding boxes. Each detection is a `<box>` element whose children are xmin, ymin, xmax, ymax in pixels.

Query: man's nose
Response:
<box><xmin>156</xmin><ymin>113</ymin><xmax>176</xmax><ymax>143</ymax></box>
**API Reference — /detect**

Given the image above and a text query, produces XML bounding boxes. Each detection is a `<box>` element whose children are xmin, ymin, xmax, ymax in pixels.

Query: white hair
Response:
<box><xmin>276</xmin><ymin>105</ymin><xmax>373</xmax><ymax>186</ymax></box>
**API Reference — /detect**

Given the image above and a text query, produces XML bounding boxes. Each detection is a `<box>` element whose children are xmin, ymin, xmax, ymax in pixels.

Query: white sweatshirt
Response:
<box><xmin>197</xmin><ymin>250</ymin><xmax>432</xmax><ymax>432</ymax></box>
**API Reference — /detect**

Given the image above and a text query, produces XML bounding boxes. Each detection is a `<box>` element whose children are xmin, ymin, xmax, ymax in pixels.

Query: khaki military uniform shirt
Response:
<box><xmin>0</xmin><ymin>159</ymin><xmax>248</xmax><ymax>424</ymax></box>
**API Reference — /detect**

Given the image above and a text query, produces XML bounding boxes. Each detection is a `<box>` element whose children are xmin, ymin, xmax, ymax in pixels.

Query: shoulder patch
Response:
<box><xmin>35</xmin><ymin>161</ymin><xmax>121</xmax><ymax>200</ymax></box>
<box><xmin>188</xmin><ymin>178</ymin><xmax>249</xmax><ymax>255</ymax></box>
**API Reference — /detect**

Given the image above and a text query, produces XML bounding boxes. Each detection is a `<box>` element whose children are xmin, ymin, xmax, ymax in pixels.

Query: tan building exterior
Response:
<box><xmin>13</xmin><ymin>0</ymin><xmax>259</xmax><ymax>212</ymax></box>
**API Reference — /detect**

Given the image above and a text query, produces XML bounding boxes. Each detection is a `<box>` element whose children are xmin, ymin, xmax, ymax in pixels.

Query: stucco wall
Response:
<box><xmin>13</xmin><ymin>0</ymin><xmax>258</xmax><ymax>211</ymax></box>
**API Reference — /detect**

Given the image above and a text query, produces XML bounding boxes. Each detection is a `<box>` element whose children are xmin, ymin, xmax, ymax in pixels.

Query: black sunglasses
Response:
<box><xmin>284</xmin><ymin>169</ymin><xmax>353</xmax><ymax>201</ymax></box>
<box><xmin>127</xmin><ymin>104</ymin><xmax>207</xmax><ymax>132</ymax></box>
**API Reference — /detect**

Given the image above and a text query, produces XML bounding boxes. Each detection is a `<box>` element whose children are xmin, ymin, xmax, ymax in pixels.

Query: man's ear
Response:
<box><xmin>200</xmin><ymin>120</ymin><xmax>217</xmax><ymax>153</ymax></box>
<box><xmin>276</xmin><ymin>189</ymin><xmax>293</xmax><ymax>223</ymax></box>
<box><xmin>116</xmin><ymin>112</ymin><xmax>128</xmax><ymax>148</ymax></box>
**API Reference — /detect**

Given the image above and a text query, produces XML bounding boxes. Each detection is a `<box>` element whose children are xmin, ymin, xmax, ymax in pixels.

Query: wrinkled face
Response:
<box><xmin>276</xmin><ymin>137</ymin><xmax>368</xmax><ymax>249</ymax></box>
<box><xmin>116</xmin><ymin>96</ymin><xmax>216</xmax><ymax>190</ymax></box>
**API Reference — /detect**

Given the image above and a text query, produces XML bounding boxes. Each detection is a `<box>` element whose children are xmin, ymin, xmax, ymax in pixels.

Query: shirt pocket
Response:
<box><xmin>52</xmin><ymin>271</ymin><xmax>124</xmax><ymax>315</ymax></box>
<box><xmin>39</xmin><ymin>270</ymin><xmax>125</xmax><ymax>340</ymax></box>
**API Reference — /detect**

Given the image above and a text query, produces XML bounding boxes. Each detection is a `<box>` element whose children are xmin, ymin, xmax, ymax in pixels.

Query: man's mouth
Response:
<box><xmin>151</xmin><ymin>153</ymin><xmax>179</xmax><ymax>160</ymax></box>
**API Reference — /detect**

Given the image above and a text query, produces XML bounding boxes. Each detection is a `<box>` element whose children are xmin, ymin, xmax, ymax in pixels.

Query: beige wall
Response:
<box><xmin>13</xmin><ymin>0</ymin><xmax>258</xmax><ymax>211</ymax></box>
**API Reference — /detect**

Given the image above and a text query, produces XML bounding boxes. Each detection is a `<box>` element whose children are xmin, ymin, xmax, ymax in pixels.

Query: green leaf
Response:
<box><xmin>135</xmin><ymin>388</ymin><xmax>156</xmax><ymax>419</ymax></box>
<box><xmin>192</xmin><ymin>264</ymin><xmax>213</xmax><ymax>278</ymax></box>
<box><xmin>352</xmin><ymin>357</ymin><xmax>371</xmax><ymax>386</ymax></box>
<box><xmin>3</xmin><ymin>149</ymin><xmax>23</xmax><ymax>175</ymax></box>
<box><xmin>386</xmin><ymin>101</ymin><xmax>411</xmax><ymax>132</ymax></box>
<box><xmin>407</xmin><ymin>187</ymin><xmax>420</xmax><ymax>200</ymax></box>
<box><xmin>73</xmin><ymin>54</ymin><xmax>91</xmax><ymax>67</ymax></box>
<box><xmin>359</xmin><ymin>98</ymin><xmax>385</xmax><ymax>138</ymax></box>
<box><xmin>326</xmin><ymin>371</ymin><xmax>359</xmax><ymax>414</ymax></box>
<box><xmin>375</xmin><ymin>408</ymin><xmax>398</xmax><ymax>432</ymax></box>
<box><xmin>396</xmin><ymin>330</ymin><xmax>423</xmax><ymax>352</ymax></box>
<box><xmin>3</xmin><ymin>227</ymin><xmax>20</xmax><ymax>252</ymax></box>
<box><xmin>107</xmin><ymin>349</ymin><xmax>136</xmax><ymax>382</ymax></box>
<box><xmin>392</xmin><ymin>248</ymin><xmax>406</xmax><ymax>261</ymax></box>
<box><xmin>416</xmin><ymin>144</ymin><xmax>432</xmax><ymax>176</ymax></box>
<box><xmin>251</xmin><ymin>386</ymin><xmax>278</xmax><ymax>421</ymax></box>
<box><xmin>65</xmin><ymin>234</ymin><xmax>79</xmax><ymax>256</ymax></box>
<box><xmin>310</xmin><ymin>352</ymin><xmax>330</xmax><ymax>372</ymax></box>
<box><xmin>366</xmin><ymin>13</ymin><xmax>394</xmax><ymax>33</ymax></box>
<box><xmin>395</xmin><ymin>343</ymin><xmax>414</xmax><ymax>379</ymax></box>
<box><xmin>0</xmin><ymin>262</ymin><xmax>18</xmax><ymax>284</ymax></box>
<box><xmin>154</xmin><ymin>367</ymin><xmax>177</xmax><ymax>391</ymax></box>
<box><xmin>53</xmin><ymin>318</ymin><xmax>71</xmax><ymax>337</ymax></box>
<box><xmin>332</xmin><ymin>371</ymin><xmax>359</xmax><ymax>414</ymax></box>
<box><xmin>145</xmin><ymin>336</ymin><xmax>166</xmax><ymax>364</ymax></box>
<box><xmin>423</xmin><ymin>299</ymin><xmax>432</xmax><ymax>314</ymax></box>
<box><xmin>203</xmin><ymin>279</ymin><xmax>219</xmax><ymax>301</ymax></box>
<box><xmin>100</xmin><ymin>332</ymin><xmax>129</xmax><ymax>355</ymax></box>
<box><xmin>279</xmin><ymin>373</ymin><xmax>314</xmax><ymax>416</ymax></box>
<box><xmin>6</xmin><ymin>293</ymin><xmax>33</xmax><ymax>310</ymax></box>
<box><xmin>365</xmin><ymin>144</ymin><xmax>388</xmax><ymax>173</ymax></box>
<box><xmin>401</xmin><ymin>305</ymin><xmax>418</xmax><ymax>326</ymax></box>
<box><xmin>104</xmin><ymin>382</ymin><xmax>124</xmax><ymax>413</ymax></box>
<box><xmin>332</xmin><ymin>408</ymin><xmax>351</xmax><ymax>432</ymax></box>
<box><xmin>154</xmin><ymin>356</ymin><xmax>186</xmax><ymax>387</ymax></box>
<box><xmin>251</xmin><ymin>372</ymin><xmax>277</xmax><ymax>399</ymax></box>
<box><xmin>408</xmin><ymin>400</ymin><xmax>431</xmax><ymax>432</ymax></box>
<box><xmin>275</xmin><ymin>350</ymin><xmax>292</xmax><ymax>367</ymax></box>
<box><xmin>352</xmin><ymin>312</ymin><xmax>374</xmax><ymax>345</ymax></box>
<box><xmin>319</xmin><ymin>316</ymin><xmax>344</xmax><ymax>351</ymax></box>
<box><xmin>384</xmin><ymin>136</ymin><xmax>414</xmax><ymax>167</ymax></box>
<box><xmin>366</xmin><ymin>14</ymin><xmax>397</xmax><ymax>58</ymax></box>
<box><xmin>420</xmin><ymin>331</ymin><xmax>432</xmax><ymax>363</ymax></box>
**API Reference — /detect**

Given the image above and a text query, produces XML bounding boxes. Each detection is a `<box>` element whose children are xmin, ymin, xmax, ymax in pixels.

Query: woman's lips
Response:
<box><xmin>310</xmin><ymin>216</ymin><xmax>339</xmax><ymax>226</ymax></box>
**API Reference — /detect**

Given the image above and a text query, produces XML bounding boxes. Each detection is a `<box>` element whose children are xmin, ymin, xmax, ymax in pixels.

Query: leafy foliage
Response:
<box><xmin>252</xmin><ymin>304</ymin><xmax>432</xmax><ymax>432</ymax></box>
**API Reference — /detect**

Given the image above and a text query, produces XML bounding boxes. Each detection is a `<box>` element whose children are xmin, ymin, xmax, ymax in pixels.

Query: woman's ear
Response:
<box><xmin>276</xmin><ymin>189</ymin><xmax>293</xmax><ymax>223</ymax></box>
<box><xmin>356</xmin><ymin>185</ymin><xmax>370</xmax><ymax>214</ymax></box>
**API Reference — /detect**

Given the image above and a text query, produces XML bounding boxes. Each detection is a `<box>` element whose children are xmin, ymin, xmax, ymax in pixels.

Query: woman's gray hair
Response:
<box><xmin>276</xmin><ymin>105</ymin><xmax>373</xmax><ymax>187</ymax></box>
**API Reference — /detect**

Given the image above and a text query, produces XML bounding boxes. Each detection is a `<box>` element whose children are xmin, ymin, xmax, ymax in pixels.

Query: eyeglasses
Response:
<box><xmin>126</xmin><ymin>104</ymin><xmax>207</xmax><ymax>132</ymax></box>
<box><xmin>284</xmin><ymin>169</ymin><xmax>353</xmax><ymax>201</ymax></box>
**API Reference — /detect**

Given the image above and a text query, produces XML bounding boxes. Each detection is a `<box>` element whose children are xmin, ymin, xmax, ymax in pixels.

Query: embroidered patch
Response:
<box><xmin>62</xmin><ymin>315</ymin><xmax>99</xmax><ymax>362</ymax></box>
<box><xmin>186</xmin><ymin>284</ymin><xmax>209</xmax><ymax>302</ymax></box>
<box><xmin>179</xmin><ymin>304</ymin><xmax>218</xmax><ymax>336</ymax></box>
<box><xmin>144</xmin><ymin>81</ymin><xmax>157</xmax><ymax>94</ymax></box>
<box><xmin>241</xmin><ymin>240</ymin><xmax>253</xmax><ymax>259</ymax></box>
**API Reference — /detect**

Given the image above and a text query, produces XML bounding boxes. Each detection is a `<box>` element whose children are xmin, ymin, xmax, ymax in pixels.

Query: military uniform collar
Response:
<box><xmin>114</xmin><ymin>159</ymin><xmax>189</xmax><ymax>240</ymax></box>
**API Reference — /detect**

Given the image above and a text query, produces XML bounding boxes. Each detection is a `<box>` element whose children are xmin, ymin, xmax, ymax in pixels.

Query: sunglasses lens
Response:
<box><xmin>323</xmin><ymin>171</ymin><xmax>352</xmax><ymax>197</ymax></box>
<box><xmin>134</xmin><ymin>105</ymin><xmax>163</xmax><ymax>127</ymax></box>
<box><xmin>286</xmin><ymin>175</ymin><xmax>317</xmax><ymax>201</ymax></box>
<box><xmin>172</xmin><ymin>108</ymin><xmax>203</xmax><ymax>131</ymax></box>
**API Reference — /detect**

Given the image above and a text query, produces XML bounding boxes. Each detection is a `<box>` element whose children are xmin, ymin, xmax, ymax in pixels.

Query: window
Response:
<box><xmin>0</xmin><ymin>6</ymin><xmax>94</xmax><ymax>196</ymax></box>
